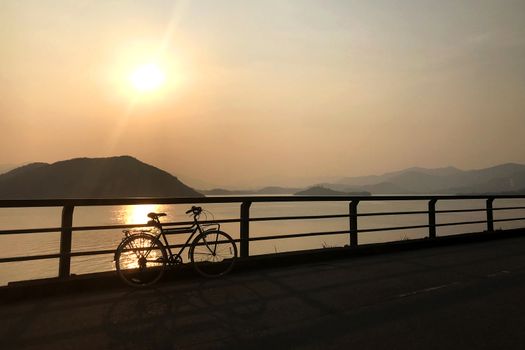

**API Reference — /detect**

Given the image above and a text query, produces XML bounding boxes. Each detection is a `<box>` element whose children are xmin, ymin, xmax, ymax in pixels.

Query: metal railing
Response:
<box><xmin>1</xmin><ymin>195</ymin><xmax>525</xmax><ymax>281</ymax></box>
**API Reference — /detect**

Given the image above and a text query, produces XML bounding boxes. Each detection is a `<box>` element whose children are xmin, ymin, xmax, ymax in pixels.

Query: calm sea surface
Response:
<box><xmin>1</xmin><ymin>198</ymin><xmax>524</xmax><ymax>285</ymax></box>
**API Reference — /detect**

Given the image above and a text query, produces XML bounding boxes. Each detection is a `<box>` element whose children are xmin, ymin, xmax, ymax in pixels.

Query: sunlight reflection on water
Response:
<box><xmin>123</xmin><ymin>204</ymin><xmax>161</xmax><ymax>225</ymax></box>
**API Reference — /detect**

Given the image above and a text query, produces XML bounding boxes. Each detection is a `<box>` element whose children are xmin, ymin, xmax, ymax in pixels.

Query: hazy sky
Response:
<box><xmin>1</xmin><ymin>1</ymin><xmax>525</xmax><ymax>188</ymax></box>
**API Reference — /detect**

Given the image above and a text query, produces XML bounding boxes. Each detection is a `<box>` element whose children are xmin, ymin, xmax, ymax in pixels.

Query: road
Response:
<box><xmin>2</xmin><ymin>236</ymin><xmax>525</xmax><ymax>349</ymax></box>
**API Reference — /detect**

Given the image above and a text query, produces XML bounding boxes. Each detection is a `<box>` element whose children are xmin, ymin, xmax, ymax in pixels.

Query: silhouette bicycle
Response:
<box><xmin>114</xmin><ymin>206</ymin><xmax>237</xmax><ymax>287</ymax></box>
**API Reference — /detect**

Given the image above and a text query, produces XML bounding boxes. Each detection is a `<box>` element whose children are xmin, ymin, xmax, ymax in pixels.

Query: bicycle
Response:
<box><xmin>114</xmin><ymin>206</ymin><xmax>237</xmax><ymax>287</ymax></box>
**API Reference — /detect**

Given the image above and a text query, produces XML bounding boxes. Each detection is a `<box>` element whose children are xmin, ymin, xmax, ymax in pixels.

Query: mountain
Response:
<box><xmin>323</xmin><ymin>163</ymin><xmax>525</xmax><ymax>195</ymax></box>
<box><xmin>361</xmin><ymin>182</ymin><xmax>409</xmax><ymax>194</ymax></box>
<box><xmin>444</xmin><ymin>163</ymin><xmax>525</xmax><ymax>194</ymax></box>
<box><xmin>382</xmin><ymin>171</ymin><xmax>455</xmax><ymax>193</ymax></box>
<box><xmin>0</xmin><ymin>163</ymin><xmax>25</xmax><ymax>175</ymax></box>
<box><xmin>295</xmin><ymin>186</ymin><xmax>370</xmax><ymax>196</ymax></box>
<box><xmin>201</xmin><ymin>188</ymin><xmax>255</xmax><ymax>195</ymax></box>
<box><xmin>0</xmin><ymin>162</ymin><xmax>48</xmax><ymax>179</ymax></box>
<box><xmin>256</xmin><ymin>186</ymin><xmax>301</xmax><ymax>194</ymax></box>
<box><xmin>201</xmin><ymin>186</ymin><xmax>302</xmax><ymax>195</ymax></box>
<box><xmin>0</xmin><ymin>156</ymin><xmax>203</xmax><ymax>199</ymax></box>
<box><xmin>337</xmin><ymin>166</ymin><xmax>463</xmax><ymax>187</ymax></box>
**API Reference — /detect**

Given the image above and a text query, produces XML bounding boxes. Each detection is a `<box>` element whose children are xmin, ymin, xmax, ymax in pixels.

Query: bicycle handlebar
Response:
<box><xmin>186</xmin><ymin>206</ymin><xmax>202</xmax><ymax>215</ymax></box>
<box><xmin>145</xmin><ymin>207</ymin><xmax>202</xmax><ymax>228</ymax></box>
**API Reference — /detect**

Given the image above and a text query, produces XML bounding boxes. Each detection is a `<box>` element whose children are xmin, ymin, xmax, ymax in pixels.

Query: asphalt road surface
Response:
<box><xmin>2</xmin><ymin>236</ymin><xmax>525</xmax><ymax>349</ymax></box>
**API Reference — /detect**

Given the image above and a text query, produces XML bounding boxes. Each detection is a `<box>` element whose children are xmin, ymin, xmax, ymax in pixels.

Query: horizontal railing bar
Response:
<box><xmin>0</xmin><ymin>212</ymin><xmax>427</xmax><ymax>236</ymax></box>
<box><xmin>157</xmin><ymin>209</ymin><xmax>487</xmax><ymax>228</ymax></box>
<box><xmin>252</xmin><ymin>211</ymin><xmax>431</xmax><ymax>221</ymax></box>
<box><xmin>0</xmin><ymin>212</ymin><xmax>432</xmax><ymax>236</ymax></box>
<box><xmin>0</xmin><ymin>220</ymin><xmax>237</xmax><ymax>236</ymax></box>
<box><xmin>251</xmin><ymin>219</ymin><xmax>497</xmax><ymax>237</ymax></box>
<box><xmin>0</xmin><ymin>253</ymin><xmax>61</xmax><ymax>263</ymax></box>
<box><xmin>436</xmin><ymin>208</ymin><xmax>486</xmax><ymax>214</ymax></box>
<box><xmin>59</xmin><ymin>212</ymin><xmax>525</xmax><ymax>233</ymax></box>
<box><xmin>0</xmin><ymin>248</ymin><xmax>120</xmax><ymax>263</ymax></box>
<box><xmin>0</xmin><ymin>227</ymin><xmax>62</xmax><ymax>235</ymax></box>
<box><xmin>356</xmin><ymin>210</ymin><xmax>429</xmax><ymax>217</ymax></box>
<box><xmin>248</xmin><ymin>230</ymin><xmax>350</xmax><ymax>242</ymax></box>
<box><xmin>0</xmin><ymin>211</ymin><xmax>499</xmax><ymax>237</ymax></box>
<box><xmin>70</xmin><ymin>249</ymin><xmax>115</xmax><ymax>257</ymax></box>
<box><xmin>0</xmin><ymin>242</ymin><xmax>204</xmax><ymax>263</ymax></box>
<box><xmin>250</xmin><ymin>214</ymin><xmax>349</xmax><ymax>222</ymax></box>
<box><xmin>1</xmin><ymin>215</ymin><xmax>520</xmax><ymax>241</ymax></box>
<box><xmin>353</xmin><ymin>219</ymin><xmax>493</xmax><ymax>233</ymax></box>
<box><xmin>72</xmin><ymin>223</ymin><xmax>150</xmax><ymax>231</ymax></box>
<box><xmin>163</xmin><ymin>218</ymin><xmax>241</xmax><ymax>226</ymax></box>
<box><xmin>75</xmin><ymin>240</ymin><xmax>234</xmax><ymax>258</ymax></box>
<box><xmin>358</xmin><ymin>224</ymin><xmax>430</xmax><ymax>233</ymax></box>
<box><xmin>435</xmin><ymin>220</ymin><xmax>488</xmax><ymax>227</ymax></box>
<box><xmin>69</xmin><ymin>219</ymin><xmax>239</xmax><ymax>232</ymax></box>
<box><xmin>493</xmin><ymin>206</ymin><xmax>525</xmax><ymax>211</ymax></box>
<box><xmin>493</xmin><ymin>217</ymin><xmax>525</xmax><ymax>223</ymax></box>
<box><xmin>2</xmin><ymin>194</ymin><xmax>525</xmax><ymax>208</ymax></box>
<box><xmin>0</xmin><ymin>224</ymin><xmax>154</xmax><ymax>236</ymax></box>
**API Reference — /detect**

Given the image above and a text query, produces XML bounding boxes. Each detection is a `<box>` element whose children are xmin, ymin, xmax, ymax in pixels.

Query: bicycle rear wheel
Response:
<box><xmin>190</xmin><ymin>230</ymin><xmax>237</xmax><ymax>277</ymax></box>
<box><xmin>115</xmin><ymin>233</ymin><xmax>167</xmax><ymax>287</ymax></box>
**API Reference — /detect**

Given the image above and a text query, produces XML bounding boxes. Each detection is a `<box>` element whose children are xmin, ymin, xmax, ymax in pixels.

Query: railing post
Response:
<box><xmin>59</xmin><ymin>205</ymin><xmax>74</xmax><ymax>278</ymax></box>
<box><xmin>428</xmin><ymin>199</ymin><xmax>437</xmax><ymax>239</ymax></box>
<box><xmin>349</xmin><ymin>200</ymin><xmax>359</xmax><ymax>247</ymax></box>
<box><xmin>486</xmin><ymin>198</ymin><xmax>494</xmax><ymax>232</ymax></box>
<box><xmin>240</xmin><ymin>201</ymin><xmax>252</xmax><ymax>258</ymax></box>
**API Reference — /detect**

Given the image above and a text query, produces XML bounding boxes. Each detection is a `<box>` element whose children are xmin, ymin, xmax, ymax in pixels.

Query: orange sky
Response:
<box><xmin>1</xmin><ymin>1</ymin><xmax>525</xmax><ymax>188</ymax></box>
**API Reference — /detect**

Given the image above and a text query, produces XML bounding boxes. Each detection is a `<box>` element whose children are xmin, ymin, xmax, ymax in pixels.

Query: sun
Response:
<box><xmin>130</xmin><ymin>63</ymin><xmax>166</xmax><ymax>92</ymax></box>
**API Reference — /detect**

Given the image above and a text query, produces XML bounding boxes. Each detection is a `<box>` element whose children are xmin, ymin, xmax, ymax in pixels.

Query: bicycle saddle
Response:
<box><xmin>147</xmin><ymin>212</ymin><xmax>167</xmax><ymax>220</ymax></box>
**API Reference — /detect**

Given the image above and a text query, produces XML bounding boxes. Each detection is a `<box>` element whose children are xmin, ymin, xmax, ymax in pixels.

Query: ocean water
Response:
<box><xmin>1</xmin><ymin>198</ymin><xmax>524</xmax><ymax>285</ymax></box>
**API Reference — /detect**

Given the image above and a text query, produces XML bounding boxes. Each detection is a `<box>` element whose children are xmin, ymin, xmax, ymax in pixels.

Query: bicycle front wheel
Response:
<box><xmin>115</xmin><ymin>233</ymin><xmax>167</xmax><ymax>287</ymax></box>
<box><xmin>190</xmin><ymin>230</ymin><xmax>237</xmax><ymax>277</ymax></box>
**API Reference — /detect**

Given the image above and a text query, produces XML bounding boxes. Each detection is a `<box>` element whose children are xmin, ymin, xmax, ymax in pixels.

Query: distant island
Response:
<box><xmin>0</xmin><ymin>156</ymin><xmax>203</xmax><ymax>199</ymax></box>
<box><xmin>294</xmin><ymin>186</ymin><xmax>371</xmax><ymax>196</ymax></box>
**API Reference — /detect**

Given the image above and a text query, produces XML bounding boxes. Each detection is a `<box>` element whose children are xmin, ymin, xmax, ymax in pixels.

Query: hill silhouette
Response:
<box><xmin>322</xmin><ymin>163</ymin><xmax>525</xmax><ymax>194</ymax></box>
<box><xmin>201</xmin><ymin>188</ymin><xmax>254</xmax><ymax>196</ymax></box>
<box><xmin>201</xmin><ymin>186</ymin><xmax>301</xmax><ymax>195</ymax></box>
<box><xmin>295</xmin><ymin>186</ymin><xmax>370</xmax><ymax>196</ymax></box>
<box><xmin>0</xmin><ymin>156</ymin><xmax>203</xmax><ymax>199</ymax></box>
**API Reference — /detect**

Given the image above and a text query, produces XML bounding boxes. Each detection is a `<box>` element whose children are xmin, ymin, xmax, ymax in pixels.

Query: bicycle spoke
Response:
<box><xmin>142</xmin><ymin>238</ymin><xmax>155</xmax><ymax>259</ymax></box>
<box><xmin>115</xmin><ymin>233</ymin><xmax>167</xmax><ymax>287</ymax></box>
<box><xmin>191</xmin><ymin>231</ymin><xmax>237</xmax><ymax>277</ymax></box>
<box><xmin>127</xmin><ymin>236</ymin><xmax>143</xmax><ymax>260</ymax></box>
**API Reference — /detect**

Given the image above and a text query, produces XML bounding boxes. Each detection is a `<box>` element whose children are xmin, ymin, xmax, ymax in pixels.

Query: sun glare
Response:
<box><xmin>130</xmin><ymin>63</ymin><xmax>166</xmax><ymax>92</ymax></box>
<box><xmin>125</xmin><ymin>204</ymin><xmax>161</xmax><ymax>224</ymax></box>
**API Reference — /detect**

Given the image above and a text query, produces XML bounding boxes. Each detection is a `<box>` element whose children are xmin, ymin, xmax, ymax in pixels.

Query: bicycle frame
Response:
<box><xmin>149</xmin><ymin>216</ymin><xmax>220</xmax><ymax>264</ymax></box>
